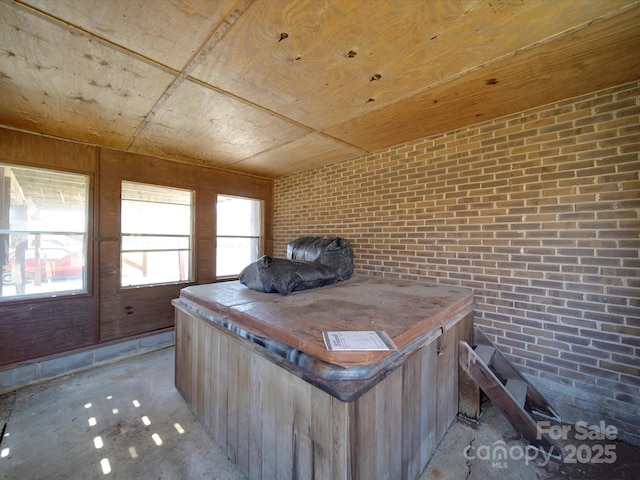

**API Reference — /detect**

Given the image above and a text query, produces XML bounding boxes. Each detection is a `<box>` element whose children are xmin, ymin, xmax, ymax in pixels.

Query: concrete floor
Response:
<box><xmin>1</xmin><ymin>347</ymin><xmax>638</xmax><ymax>479</ymax></box>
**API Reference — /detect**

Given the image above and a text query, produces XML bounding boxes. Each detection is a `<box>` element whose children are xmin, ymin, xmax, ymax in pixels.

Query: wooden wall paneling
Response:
<box><xmin>0</xmin><ymin>297</ymin><xmax>97</xmax><ymax>366</ymax></box>
<box><xmin>436</xmin><ymin>321</ymin><xmax>455</xmax><ymax>442</ymax></box>
<box><xmin>235</xmin><ymin>342</ymin><xmax>251</xmax><ymax>473</ymax></box>
<box><xmin>248</xmin><ymin>352</ymin><xmax>264</xmax><ymax>479</ymax></box>
<box><xmin>262</xmin><ymin>194</ymin><xmax>273</xmax><ymax>257</ymax></box>
<box><xmin>274</xmin><ymin>372</ymin><xmax>294</xmax><ymax>480</ymax></box>
<box><xmin>352</xmin><ymin>382</ymin><xmax>376</xmax><ymax>480</ymax></box>
<box><xmin>226</xmin><ymin>331</ymin><xmax>240</xmax><ymax>464</ymax></box>
<box><xmin>290</xmin><ymin>378</ymin><xmax>311</xmax><ymax>479</ymax></box>
<box><xmin>347</xmin><ymin>401</ymin><xmax>359</xmax><ymax>479</ymax></box>
<box><xmin>418</xmin><ymin>342</ymin><xmax>439</xmax><ymax>476</ymax></box>
<box><xmin>185</xmin><ymin>314</ymin><xmax>200</xmax><ymax>415</ymax></box>
<box><xmin>99</xmin><ymin>148</ymin><xmax>275</xmax><ymax>208</ymax></box>
<box><xmin>201</xmin><ymin>319</ymin><xmax>214</xmax><ymax>435</ymax></box>
<box><xmin>96</xmin><ymin>158</ymin><xmax>120</xmax><ymax>240</ymax></box>
<box><xmin>90</xmin><ymin>146</ymin><xmax>100</xmax><ymax>342</ymax></box>
<box><xmin>99</xmin><ymin>272</ymin><xmax>181</xmax><ymax>341</ymax></box>
<box><xmin>174</xmin><ymin>309</ymin><xmax>190</xmax><ymax>402</ymax></box>
<box><xmin>0</xmin><ymin>128</ymin><xmax>99</xmax><ymax>366</ymax></box>
<box><xmin>310</xmin><ymin>390</ymin><xmax>333</xmax><ymax>479</ymax></box>
<box><xmin>185</xmin><ymin>308</ymin><xmax>196</xmax><ymax>407</ymax></box>
<box><xmin>331</xmin><ymin>395</ymin><xmax>350</xmax><ymax>480</ymax></box>
<box><xmin>99</xmin><ymin>148</ymin><xmax>200</xmax><ymax>189</ymax></box>
<box><xmin>436</xmin><ymin>313</ymin><xmax>473</xmax><ymax>442</ymax></box>
<box><xmin>261</xmin><ymin>354</ymin><xmax>278</xmax><ymax>479</ymax></box>
<box><xmin>95</xmin><ymin>150</ymin><xmax>121</xmax><ymax>343</ymax></box>
<box><xmin>376</xmin><ymin>367</ymin><xmax>403</xmax><ymax>478</ymax></box>
<box><xmin>174</xmin><ymin>302</ymin><xmax>469</xmax><ymax>479</ymax></box>
<box><xmin>176</xmin><ymin>310</ymin><xmax>193</xmax><ymax>411</ymax></box>
<box><xmin>0</xmin><ymin>129</ymin><xmax>97</xmax><ymax>172</ymax></box>
<box><xmin>195</xmin><ymin>188</ymin><xmax>216</xmax><ymax>283</ymax></box>
<box><xmin>458</xmin><ymin>314</ymin><xmax>478</xmax><ymax>419</ymax></box>
<box><xmin>97</xmin><ymin>147</ymin><xmax>273</xmax><ymax>342</ymax></box>
<box><xmin>401</xmin><ymin>346</ymin><xmax>422</xmax><ymax>479</ymax></box>
<box><xmin>401</xmin><ymin>343</ymin><xmax>437</xmax><ymax>480</ymax></box>
<box><xmin>194</xmin><ymin>316</ymin><xmax>206</xmax><ymax>419</ymax></box>
<box><xmin>216</xmin><ymin>328</ymin><xmax>229</xmax><ymax>451</ymax></box>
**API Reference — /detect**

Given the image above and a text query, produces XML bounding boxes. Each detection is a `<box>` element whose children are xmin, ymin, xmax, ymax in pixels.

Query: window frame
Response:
<box><xmin>215</xmin><ymin>194</ymin><xmax>264</xmax><ymax>280</ymax></box>
<box><xmin>120</xmin><ymin>181</ymin><xmax>195</xmax><ymax>288</ymax></box>
<box><xmin>0</xmin><ymin>163</ymin><xmax>90</xmax><ymax>301</ymax></box>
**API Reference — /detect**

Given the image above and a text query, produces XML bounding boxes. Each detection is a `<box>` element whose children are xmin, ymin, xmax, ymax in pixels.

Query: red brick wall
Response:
<box><xmin>273</xmin><ymin>80</ymin><xmax>640</xmax><ymax>443</ymax></box>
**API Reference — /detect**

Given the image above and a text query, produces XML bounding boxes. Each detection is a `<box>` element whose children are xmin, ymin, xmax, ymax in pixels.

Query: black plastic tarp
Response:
<box><xmin>287</xmin><ymin>236</ymin><xmax>354</xmax><ymax>280</ymax></box>
<box><xmin>239</xmin><ymin>236</ymin><xmax>354</xmax><ymax>295</ymax></box>
<box><xmin>239</xmin><ymin>255</ymin><xmax>339</xmax><ymax>295</ymax></box>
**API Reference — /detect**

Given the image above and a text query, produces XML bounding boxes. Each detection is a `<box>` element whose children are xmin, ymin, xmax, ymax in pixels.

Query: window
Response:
<box><xmin>121</xmin><ymin>182</ymin><xmax>193</xmax><ymax>287</ymax></box>
<box><xmin>216</xmin><ymin>195</ymin><xmax>262</xmax><ymax>278</ymax></box>
<box><xmin>0</xmin><ymin>164</ymin><xmax>89</xmax><ymax>299</ymax></box>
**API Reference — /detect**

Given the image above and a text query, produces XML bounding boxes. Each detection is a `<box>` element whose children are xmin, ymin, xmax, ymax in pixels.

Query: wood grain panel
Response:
<box><xmin>248</xmin><ymin>351</ymin><xmax>264</xmax><ymax>479</ymax></box>
<box><xmin>202</xmin><ymin>321</ymin><xmax>214</xmax><ymax>439</ymax></box>
<box><xmin>273</xmin><ymin>361</ymin><xmax>293</xmax><ymax>479</ymax></box>
<box><xmin>260</xmin><ymin>355</ymin><xmax>277</xmax><ymax>479</ymax></box>
<box><xmin>97</xmin><ymin>147</ymin><xmax>272</xmax><ymax>342</ymax></box>
<box><xmin>401</xmin><ymin>342</ymin><xmax>438</xmax><ymax>480</ymax></box>
<box><xmin>1</xmin><ymin>0</ymin><xmax>637</xmax><ymax>179</ymax></box>
<box><xmin>324</xmin><ymin>6</ymin><xmax>640</xmax><ymax>151</ymax></box>
<box><xmin>0</xmin><ymin>130</ymin><xmax>98</xmax><ymax>367</ymax></box>
<box><xmin>217</xmin><ymin>330</ymin><xmax>230</xmax><ymax>450</ymax></box>
<box><xmin>0</xmin><ymin>296</ymin><xmax>97</xmax><ymax>366</ymax></box>
<box><xmin>129</xmin><ymin>79</ymin><xmax>310</xmax><ymax>168</ymax></box>
<box><xmin>0</xmin><ymin>128</ymin><xmax>272</xmax><ymax>366</ymax></box>
<box><xmin>1</xmin><ymin>0</ymin><xmax>636</xmax><ymax>178</ymax></box>
<box><xmin>191</xmin><ymin>0</ymin><xmax>633</xmax><ymax>130</ymax></box>
<box><xmin>436</xmin><ymin>312</ymin><xmax>473</xmax><ymax>442</ymax></box>
<box><xmin>97</xmin><ymin>237</ymin><xmax>181</xmax><ymax>342</ymax></box>
<box><xmin>20</xmin><ymin>0</ymin><xmax>239</xmax><ymax>71</ymax></box>
<box><xmin>233</xmin><ymin>133</ymin><xmax>365</xmax><ymax>178</ymax></box>
<box><xmin>236</xmin><ymin>342</ymin><xmax>251</xmax><ymax>472</ymax></box>
<box><xmin>0</xmin><ymin>2</ymin><xmax>176</xmax><ymax>149</ymax></box>
<box><xmin>226</xmin><ymin>332</ymin><xmax>240</xmax><ymax>463</ymax></box>
<box><xmin>174</xmin><ymin>309</ymin><xmax>191</xmax><ymax>402</ymax></box>
<box><xmin>331</xmin><ymin>394</ymin><xmax>350</xmax><ymax>480</ymax></box>
<box><xmin>0</xmin><ymin>129</ymin><xmax>97</xmax><ymax>172</ymax></box>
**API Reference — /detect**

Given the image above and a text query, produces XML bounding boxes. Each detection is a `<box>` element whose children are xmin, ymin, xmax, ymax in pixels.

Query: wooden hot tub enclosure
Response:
<box><xmin>173</xmin><ymin>275</ymin><xmax>474</xmax><ymax>480</ymax></box>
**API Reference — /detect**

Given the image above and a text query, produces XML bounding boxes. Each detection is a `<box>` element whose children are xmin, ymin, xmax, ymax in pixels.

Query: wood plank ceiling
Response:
<box><xmin>1</xmin><ymin>0</ymin><xmax>639</xmax><ymax>179</ymax></box>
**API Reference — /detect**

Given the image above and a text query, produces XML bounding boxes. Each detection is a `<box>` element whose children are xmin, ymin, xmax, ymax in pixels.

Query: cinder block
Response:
<box><xmin>95</xmin><ymin>339</ymin><xmax>138</xmax><ymax>364</ymax></box>
<box><xmin>0</xmin><ymin>363</ymin><xmax>38</xmax><ymax>393</ymax></box>
<box><xmin>139</xmin><ymin>331</ymin><xmax>174</xmax><ymax>352</ymax></box>
<box><xmin>40</xmin><ymin>351</ymin><xmax>94</xmax><ymax>379</ymax></box>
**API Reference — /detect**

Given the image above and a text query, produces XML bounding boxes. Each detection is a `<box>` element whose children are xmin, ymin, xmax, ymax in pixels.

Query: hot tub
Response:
<box><xmin>173</xmin><ymin>275</ymin><xmax>474</xmax><ymax>479</ymax></box>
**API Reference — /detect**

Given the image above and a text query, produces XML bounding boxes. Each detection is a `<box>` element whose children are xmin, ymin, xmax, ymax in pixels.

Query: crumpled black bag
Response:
<box><xmin>239</xmin><ymin>255</ymin><xmax>340</xmax><ymax>295</ymax></box>
<box><xmin>286</xmin><ymin>236</ymin><xmax>354</xmax><ymax>280</ymax></box>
